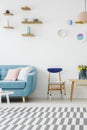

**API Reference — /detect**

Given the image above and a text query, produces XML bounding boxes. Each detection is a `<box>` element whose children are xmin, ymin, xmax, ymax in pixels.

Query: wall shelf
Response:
<box><xmin>21</xmin><ymin>6</ymin><xmax>31</xmax><ymax>11</ymax></box>
<box><xmin>21</xmin><ymin>34</ymin><xmax>35</xmax><ymax>37</ymax></box>
<box><xmin>21</xmin><ymin>5</ymin><xmax>42</xmax><ymax>37</ymax></box>
<box><xmin>21</xmin><ymin>21</ymin><xmax>42</xmax><ymax>24</ymax></box>
<box><xmin>3</xmin><ymin>13</ymin><xmax>14</xmax><ymax>16</ymax></box>
<box><xmin>3</xmin><ymin>26</ymin><xmax>14</xmax><ymax>29</ymax></box>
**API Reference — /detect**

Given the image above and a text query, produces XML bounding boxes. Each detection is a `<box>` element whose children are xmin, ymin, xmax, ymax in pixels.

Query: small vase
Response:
<box><xmin>79</xmin><ymin>70</ymin><xmax>87</xmax><ymax>80</ymax></box>
<box><xmin>86</xmin><ymin>71</ymin><xmax>87</xmax><ymax>78</ymax></box>
<box><xmin>27</xmin><ymin>27</ymin><xmax>31</xmax><ymax>34</ymax></box>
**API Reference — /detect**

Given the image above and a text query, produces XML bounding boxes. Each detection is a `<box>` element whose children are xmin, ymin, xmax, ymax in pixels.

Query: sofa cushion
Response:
<box><xmin>0</xmin><ymin>81</ymin><xmax>26</xmax><ymax>89</ymax></box>
<box><xmin>4</xmin><ymin>68</ymin><xmax>21</xmax><ymax>81</ymax></box>
<box><xmin>18</xmin><ymin>66</ymin><xmax>32</xmax><ymax>80</ymax></box>
<box><xmin>0</xmin><ymin>65</ymin><xmax>35</xmax><ymax>80</ymax></box>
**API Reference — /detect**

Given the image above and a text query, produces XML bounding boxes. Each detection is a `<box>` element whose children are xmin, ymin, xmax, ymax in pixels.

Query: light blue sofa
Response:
<box><xmin>0</xmin><ymin>65</ymin><xmax>37</xmax><ymax>102</ymax></box>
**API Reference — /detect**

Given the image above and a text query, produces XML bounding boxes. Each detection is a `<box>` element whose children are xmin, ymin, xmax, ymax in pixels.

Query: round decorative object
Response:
<box><xmin>77</xmin><ymin>33</ymin><xmax>86</xmax><ymax>41</ymax></box>
<box><xmin>58</xmin><ymin>29</ymin><xmax>67</xmax><ymax>38</ymax></box>
<box><xmin>67</xmin><ymin>19</ymin><xmax>73</xmax><ymax>25</ymax></box>
<box><xmin>6</xmin><ymin>10</ymin><xmax>10</xmax><ymax>14</ymax></box>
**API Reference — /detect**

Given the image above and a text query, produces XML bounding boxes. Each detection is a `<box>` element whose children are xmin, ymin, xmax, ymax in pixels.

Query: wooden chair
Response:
<box><xmin>47</xmin><ymin>68</ymin><xmax>66</xmax><ymax>99</ymax></box>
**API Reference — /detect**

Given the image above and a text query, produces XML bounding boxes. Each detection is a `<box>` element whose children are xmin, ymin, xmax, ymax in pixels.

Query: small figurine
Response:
<box><xmin>27</xmin><ymin>26</ymin><xmax>31</xmax><ymax>34</ymax></box>
<box><xmin>33</xmin><ymin>18</ymin><xmax>38</xmax><ymax>22</ymax></box>
<box><xmin>6</xmin><ymin>10</ymin><xmax>10</xmax><ymax>14</ymax></box>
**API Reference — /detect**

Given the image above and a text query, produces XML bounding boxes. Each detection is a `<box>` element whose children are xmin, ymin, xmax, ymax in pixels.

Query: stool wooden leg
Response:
<box><xmin>60</xmin><ymin>85</ymin><xmax>62</xmax><ymax>99</ymax></box>
<box><xmin>47</xmin><ymin>84</ymin><xmax>50</xmax><ymax>99</ymax></box>
<box><xmin>63</xmin><ymin>84</ymin><xmax>66</xmax><ymax>99</ymax></box>
<box><xmin>64</xmin><ymin>84</ymin><xmax>66</xmax><ymax>95</ymax></box>
<box><xmin>47</xmin><ymin>91</ymin><xmax>49</xmax><ymax>99</ymax></box>
<box><xmin>49</xmin><ymin>90</ymin><xmax>52</xmax><ymax>100</ymax></box>
<box><xmin>60</xmin><ymin>85</ymin><xmax>62</xmax><ymax>95</ymax></box>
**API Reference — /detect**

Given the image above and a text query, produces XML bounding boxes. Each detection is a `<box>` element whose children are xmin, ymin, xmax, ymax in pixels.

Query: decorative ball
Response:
<box><xmin>67</xmin><ymin>19</ymin><xmax>73</xmax><ymax>25</ymax></box>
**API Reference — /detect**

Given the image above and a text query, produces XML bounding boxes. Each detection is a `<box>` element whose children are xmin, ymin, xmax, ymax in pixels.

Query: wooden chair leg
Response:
<box><xmin>63</xmin><ymin>84</ymin><xmax>66</xmax><ymax>95</ymax></box>
<box><xmin>47</xmin><ymin>90</ymin><xmax>49</xmax><ymax>99</ymax></box>
<box><xmin>63</xmin><ymin>84</ymin><xmax>66</xmax><ymax>99</ymax></box>
<box><xmin>47</xmin><ymin>84</ymin><xmax>50</xmax><ymax>98</ymax></box>
<box><xmin>22</xmin><ymin>97</ymin><xmax>25</xmax><ymax>103</ymax></box>
<box><xmin>60</xmin><ymin>85</ymin><xmax>62</xmax><ymax>95</ymax></box>
<box><xmin>49</xmin><ymin>90</ymin><xmax>52</xmax><ymax>100</ymax></box>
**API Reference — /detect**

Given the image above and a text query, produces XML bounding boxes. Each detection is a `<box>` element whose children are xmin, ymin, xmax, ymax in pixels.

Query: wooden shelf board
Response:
<box><xmin>21</xmin><ymin>34</ymin><xmax>35</xmax><ymax>37</ymax></box>
<box><xmin>21</xmin><ymin>7</ymin><xmax>31</xmax><ymax>10</ymax></box>
<box><xmin>3</xmin><ymin>26</ymin><xmax>14</xmax><ymax>29</ymax></box>
<box><xmin>21</xmin><ymin>21</ymin><xmax>42</xmax><ymax>24</ymax></box>
<box><xmin>3</xmin><ymin>13</ymin><xmax>14</xmax><ymax>16</ymax></box>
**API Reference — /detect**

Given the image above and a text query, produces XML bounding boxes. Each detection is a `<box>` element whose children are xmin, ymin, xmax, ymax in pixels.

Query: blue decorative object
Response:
<box><xmin>67</xmin><ymin>19</ymin><xmax>73</xmax><ymax>25</ymax></box>
<box><xmin>79</xmin><ymin>70</ymin><xmax>87</xmax><ymax>79</ymax></box>
<box><xmin>47</xmin><ymin>68</ymin><xmax>62</xmax><ymax>73</ymax></box>
<box><xmin>77</xmin><ymin>33</ymin><xmax>86</xmax><ymax>41</ymax></box>
<box><xmin>47</xmin><ymin>67</ymin><xmax>66</xmax><ymax>99</ymax></box>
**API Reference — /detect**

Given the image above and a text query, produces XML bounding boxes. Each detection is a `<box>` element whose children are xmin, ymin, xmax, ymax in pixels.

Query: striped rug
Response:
<box><xmin>0</xmin><ymin>107</ymin><xmax>87</xmax><ymax>130</ymax></box>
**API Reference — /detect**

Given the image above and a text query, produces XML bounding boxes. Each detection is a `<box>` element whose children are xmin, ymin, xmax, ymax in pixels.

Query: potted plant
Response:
<box><xmin>78</xmin><ymin>65</ymin><xmax>87</xmax><ymax>79</ymax></box>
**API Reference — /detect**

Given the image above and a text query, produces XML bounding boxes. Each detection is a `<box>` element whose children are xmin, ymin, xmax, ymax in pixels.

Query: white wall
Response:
<box><xmin>0</xmin><ymin>0</ymin><xmax>87</xmax><ymax>99</ymax></box>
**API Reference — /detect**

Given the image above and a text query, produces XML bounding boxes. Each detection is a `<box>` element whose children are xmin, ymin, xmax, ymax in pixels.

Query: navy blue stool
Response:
<box><xmin>47</xmin><ymin>68</ymin><xmax>66</xmax><ymax>99</ymax></box>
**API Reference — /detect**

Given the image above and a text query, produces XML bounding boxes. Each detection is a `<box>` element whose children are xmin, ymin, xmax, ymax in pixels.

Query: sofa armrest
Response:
<box><xmin>26</xmin><ymin>71</ymin><xmax>37</xmax><ymax>94</ymax></box>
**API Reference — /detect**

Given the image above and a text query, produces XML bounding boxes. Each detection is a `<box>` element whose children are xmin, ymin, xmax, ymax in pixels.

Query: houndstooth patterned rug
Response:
<box><xmin>0</xmin><ymin>107</ymin><xmax>87</xmax><ymax>130</ymax></box>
